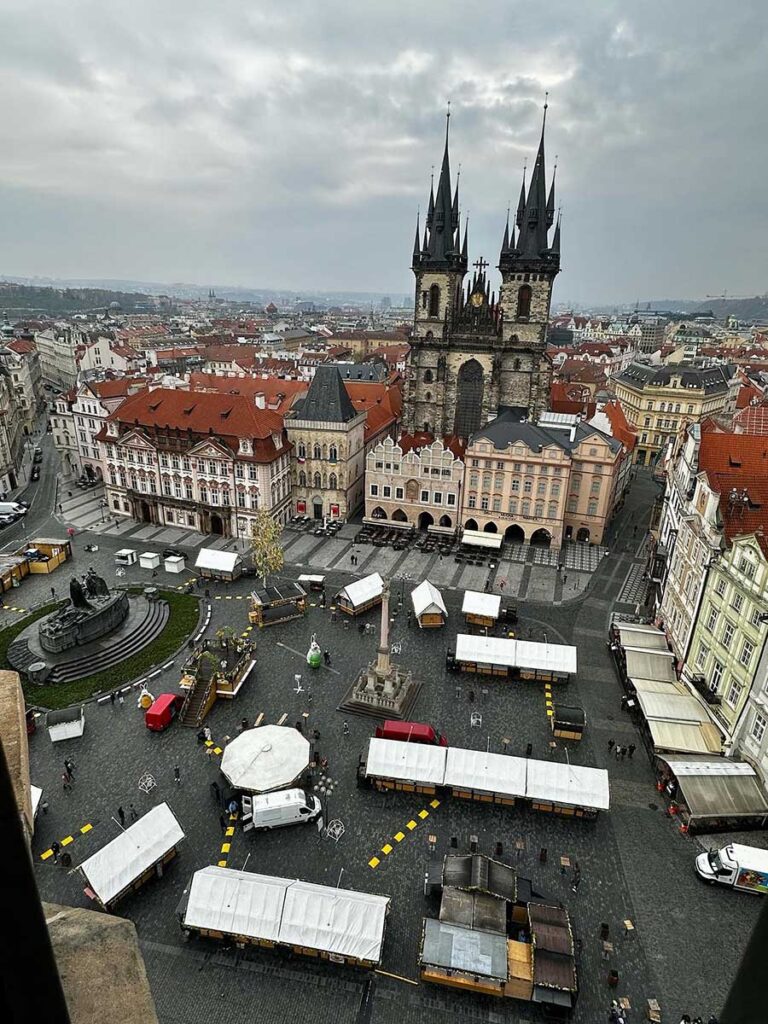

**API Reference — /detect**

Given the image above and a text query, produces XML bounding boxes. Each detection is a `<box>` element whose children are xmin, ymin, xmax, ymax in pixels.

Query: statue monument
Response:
<box><xmin>39</xmin><ymin>569</ymin><xmax>130</xmax><ymax>653</ymax></box>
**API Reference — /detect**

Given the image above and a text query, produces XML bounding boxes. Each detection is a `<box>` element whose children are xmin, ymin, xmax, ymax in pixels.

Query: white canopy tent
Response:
<box><xmin>461</xmin><ymin>591</ymin><xmax>502</xmax><ymax>619</ymax></box>
<box><xmin>515</xmin><ymin>640</ymin><xmax>578</xmax><ymax>676</ymax></box>
<box><xmin>182</xmin><ymin>866</ymin><xmax>390</xmax><ymax>964</ymax></box>
<box><xmin>411</xmin><ymin>580</ymin><xmax>447</xmax><ymax>619</ymax></box>
<box><xmin>220</xmin><ymin>725</ymin><xmax>311</xmax><ymax>794</ymax></box>
<box><xmin>454</xmin><ymin>634</ymin><xmax>578</xmax><ymax>676</ymax></box>
<box><xmin>456</xmin><ymin>634</ymin><xmax>515</xmax><ymax>667</ymax></box>
<box><xmin>444</xmin><ymin>748</ymin><xmax>527</xmax><ymax>800</ymax></box>
<box><xmin>461</xmin><ymin>530</ymin><xmax>503</xmax><ymax>550</ymax></box>
<box><xmin>46</xmin><ymin>705</ymin><xmax>85</xmax><ymax>743</ymax></box>
<box><xmin>525</xmin><ymin>760</ymin><xmax>610</xmax><ymax>811</ymax></box>
<box><xmin>195</xmin><ymin>548</ymin><xmax>242</xmax><ymax>575</ymax></box>
<box><xmin>338</xmin><ymin>572</ymin><xmax>383</xmax><ymax>609</ymax></box>
<box><xmin>79</xmin><ymin>803</ymin><xmax>185</xmax><ymax>907</ymax></box>
<box><xmin>365</xmin><ymin>737</ymin><xmax>447</xmax><ymax>786</ymax></box>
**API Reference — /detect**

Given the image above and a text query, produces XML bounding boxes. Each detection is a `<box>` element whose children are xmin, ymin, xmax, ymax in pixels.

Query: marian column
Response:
<box><xmin>376</xmin><ymin>582</ymin><xmax>391</xmax><ymax>676</ymax></box>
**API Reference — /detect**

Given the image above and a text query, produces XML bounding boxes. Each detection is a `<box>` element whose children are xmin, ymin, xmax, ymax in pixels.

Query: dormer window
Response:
<box><xmin>239</xmin><ymin>438</ymin><xmax>252</xmax><ymax>455</ymax></box>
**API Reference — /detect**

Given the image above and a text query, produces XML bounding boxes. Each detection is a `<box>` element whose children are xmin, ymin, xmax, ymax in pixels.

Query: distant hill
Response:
<box><xmin>0</xmin><ymin>282</ymin><xmax>154</xmax><ymax>315</ymax></box>
<box><xmin>690</xmin><ymin>295</ymin><xmax>768</xmax><ymax>322</ymax></box>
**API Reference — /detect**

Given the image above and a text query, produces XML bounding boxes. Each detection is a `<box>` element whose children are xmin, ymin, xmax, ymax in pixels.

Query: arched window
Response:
<box><xmin>424</xmin><ymin>422</ymin><xmax>431</xmax><ymax>432</ymax></box>
<box><xmin>298</xmin><ymin>442</ymin><xmax>306</xmax><ymax>458</ymax></box>
<box><xmin>453</xmin><ymin>359</ymin><xmax>484</xmax><ymax>437</ymax></box>
<box><xmin>329</xmin><ymin>473</ymin><xmax>337</xmax><ymax>489</ymax></box>
<box><xmin>313</xmin><ymin>444</ymin><xmax>321</xmax><ymax>460</ymax></box>
<box><xmin>322</xmin><ymin>444</ymin><xmax>327</xmax><ymax>459</ymax></box>
<box><xmin>313</xmin><ymin>472</ymin><xmax>321</xmax><ymax>488</ymax></box>
<box><xmin>428</xmin><ymin>284</ymin><xmax>440</xmax><ymax>317</ymax></box>
<box><xmin>425</xmin><ymin>392</ymin><xmax>432</xmax><ymax>403</ymax></box>
<box><xmin>513</xmin><ymin>357</ymin><xmax>521</xmax><ymax>371</ymax></box>
<box><xmin>329</xmin><ymin>445</ymin><xmax>337</xmax><ymax>462</ymax></box>
<box><xmin>298</xmin><ymin>470</ymin><xmax>306</xmax><ymax>487</ymax></box>
<box><xmin>516</xmin><ymin>285</ymin><xmax>532</xmax><ymax>318</ymax></box>
<box><xmin>423</xmin><ymin>369</ymin><xmax>433</xmax><ymax>383</ymax></box>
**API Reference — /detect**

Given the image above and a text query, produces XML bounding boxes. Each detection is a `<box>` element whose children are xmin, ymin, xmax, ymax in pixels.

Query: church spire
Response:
<box><xmin>552</xmin><ymin>209</ymin><xmax>561</xmax><ymax>256</ymax></box>
<box><xmin>546</xmin><ymin>157</ymin><xmax>557</xmax><ymax>228</ymax></box>
<box><xmin>412</xmin><ymin>211</ymin><xmax>421</xmax><ymax>265</ymax></box>
<box><xmin>461</xmin><ymin>216</ymin><xmax>468</xmax><ymax>261</ymax></box>
<box><xmin>413</xmin><ymin>107</ymin><xmax>467</xmax><ymax>272</ymax></box>
<box><xmin>500</xmin><ymin>207</ymin><xmax>510</xmax><ymax>260</ymax></box>
<box><xmin>515</xmin><ymin>165</ymin><xmax>527</xmax><ymax>229</ymax></box>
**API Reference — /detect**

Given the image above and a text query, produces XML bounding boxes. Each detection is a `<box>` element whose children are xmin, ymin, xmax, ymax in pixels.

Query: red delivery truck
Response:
<box><xmin>375</xmin><ymin>720</ymin><xmax>447</xmax><ymax>746</ymax></box>
<box><xmin>145</xmin><ymin>693</ymin><xmax>184</xmax><ymax>732</ymax></box>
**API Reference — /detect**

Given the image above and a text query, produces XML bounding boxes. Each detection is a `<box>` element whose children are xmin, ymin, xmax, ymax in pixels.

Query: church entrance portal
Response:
<box><xmin>454</xmin><ymin>360</ymin><xmax>484</xmax><ymax>437</ymax></box>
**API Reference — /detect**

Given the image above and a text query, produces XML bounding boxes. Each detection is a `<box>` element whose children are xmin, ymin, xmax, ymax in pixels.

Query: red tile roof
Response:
<box><xmin>345</xmin><ymin>379</ymin><xmax>403</xmax><ymax>442</ymax></box>
<box><xmin>399</xmin><ymin>431</ymin><xmax>466</xmax><ymax>460</ymax></box>
<box><xmin>601</xmin><ymin>400</ymin><xmax>637</xmax><ymax>451</ymax></box>
<box><xmin>189</xmin><ymin>372</ymin><xmax>307</xmax><ymax>412</ymax></box>
<box><xmin>555</xmin><ymin>360</ymin><xmax>608</xmax><ymax>384</ymax></box>
<box><xmin>550</xmin><ymin>382</ymin><xmax>596</xmax><ymax>418</ymax></box>
<box><xmin>733</xmin><ymin>403</ymin><xmax>768</xmax><ymax>436</ymax></box>
<box><xmin>5</xmin><ymin>338</ymin><xmax>35</xmax><ymax>355</ymax></box>
<box><xmin>89</xmin><ymin>377</ymin><xmax>147</xmax><ymax>400</ymax></box>
<box><xmin>698</xmin><ymin>432</ymin><xmax>768</xmax><ymax>555</ymax></box>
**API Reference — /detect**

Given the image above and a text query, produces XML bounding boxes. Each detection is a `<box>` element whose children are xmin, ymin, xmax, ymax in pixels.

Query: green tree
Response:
<box><xmin>249</xmin><ymin>510</ymin><xmax>284</xmax><ymax>587</ymax></box>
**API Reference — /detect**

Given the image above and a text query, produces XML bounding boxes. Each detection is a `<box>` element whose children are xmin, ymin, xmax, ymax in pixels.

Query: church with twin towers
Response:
<box><xmin>402</xmin><ymin>103</ymin><xmax>561</xmax><ymax>439</ymax></box>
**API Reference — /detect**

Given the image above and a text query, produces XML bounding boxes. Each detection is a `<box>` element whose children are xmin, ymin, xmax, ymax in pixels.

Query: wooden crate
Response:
<box><xmin>506</xmin><ymin>940</ymin><xmax>533</xmax><ymax>1001</ymax></box>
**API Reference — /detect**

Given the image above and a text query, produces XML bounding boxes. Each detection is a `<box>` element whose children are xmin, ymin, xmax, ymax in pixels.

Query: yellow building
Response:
<box><xmin>612</xmin><ymin>362</ymin><xmax>737</xmax><ymax>466</ymax></box>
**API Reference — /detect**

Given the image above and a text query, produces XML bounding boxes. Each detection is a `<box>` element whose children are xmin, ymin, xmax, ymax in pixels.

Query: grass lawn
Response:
<box><xmin>2</xmin><ymin>591</ymin><xmax>201</xmax><ymax>711</ymax></box>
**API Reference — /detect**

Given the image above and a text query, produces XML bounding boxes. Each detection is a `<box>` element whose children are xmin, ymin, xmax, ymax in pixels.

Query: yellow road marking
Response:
<box><xmin>418</xmin><ymin>809</ymin><xmax>429</xmax><ymax>820</ymax></box>
<box><xmin>406</xmin><ymin>820</ymin><xmax>417</xmax><ymax>831</ymax></box>
<box><xmin>221</xmin><ymin>842</ymin><xmax>231</xmax><ymax>854</ymax></box>
<box><xmin>61</xmin><ymin>835</ymin><xmax>74</xmax><ymax>846</ymax></box>
<box><xmin>213</xmin><ymin>746</ymin><xmax>222</xmax><ymax>755</ymax></box>
<box><xmin>394</xmin><ymin>831</ymin><xmax>405</xmax><ymax>842</ymax></box>
<box><xmin>381</xmin><ymin>843</ymin><xmax>393</xmax><ymax>855</ymax></box>
<box><xmin>80</xmin><ymin>823</ymin><xmax>92</xmax><ymax>834</ymax></box>
<box><xmin>429</xmin><ymin>799</ymin><xmax>440</xmax><ymax>809</ymax></box>
<box><xmin>225</xmin><ymin>827</ymin><xmax>235</xmax><ymax>837</ymax></box>
<box><xmin>547</xmin><ymin>709</ymin><xmax>554</xmax><ymax>716</ymax></box>
<box><xmin>217</xmin><ymin>859</ymin><xmax>227</xmax><ymax>867</ymax></box>
<box><xmin>369</xmin><ymin>856</ymin><xmax>380</xmax><ymax>869</ymax></box>
<box><xmin>41</xmin><ymin>849</ymin><xmax>53</xmax><ymax>860</ymax></box>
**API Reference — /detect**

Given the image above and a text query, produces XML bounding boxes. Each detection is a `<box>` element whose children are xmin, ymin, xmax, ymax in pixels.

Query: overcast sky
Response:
<box><xmin>1</xmin><ymin>0</ymin><xmax>766</xmax><ymax>305</ymax></box>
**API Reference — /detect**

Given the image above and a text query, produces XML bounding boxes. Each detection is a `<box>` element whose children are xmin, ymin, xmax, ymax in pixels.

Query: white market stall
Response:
<box><xmin>451</xmin><ymin>634</ymin><xmax>577</xmax><ymax>683</ymax></box>
<box><xmin>179</xmin><ymin>866</ymin><xmax>390</xmax><ymax>967</ymax></box>
<box><xmin>139</xmin><ymin>551</ymin><xmax>161</xmax><ymax>570</ymax></box>
<box><xmin>164</xmin><ymin>554</ymin><xmax>186</xmax><ymax>574</ymax></box>
<box><xmin>79</xmin><ymin>803</ymin><xmax>185</xmax><ymax>910</ymax></box>
<box><xmin>336</xmin><ymin>572</ymin><xmax>383</xmax><ymax>616</ymax></box>
<box><xmin>195</xmin><ymin>548</ymin><xmax>243</xmax><ymax>581</ymax></box>
<box><xmin>46</xmin><ymin>705</ymin><xmax>85</xmax><ymax>743</ymax></box>
<box><xmin>460</xmin><ymin>529</ymin><xmax>503</xmax><ymax>551</ymax></box>
<box><xmin>220</xmin><ymin>724</ymin><xmax>311</xmax><ymax>794</ymax></box>
<box><xmin>411</xmin><ymin>580</ymin><xmax>447</xmax><ymax>629</ymax></box>
<box><xmin>360</xmin><ymin>738</ymin><xmax>609</xmax><ymax>819</ymax></box>
<box><xmin>462</xmin><ymin>590</ymin><xmax>502</xmax><ymax>628</ymax></box>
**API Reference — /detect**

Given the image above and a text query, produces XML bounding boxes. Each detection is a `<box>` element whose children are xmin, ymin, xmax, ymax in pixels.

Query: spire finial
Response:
<box><xmin>542</xmin><ymin>91</ymin><xmax>549</xmax><ymax>133</ymax></box>
<box><xmin>445</xmin><ymin>100</ymin><xmax>451</xmax><ymax>147</ymax></box>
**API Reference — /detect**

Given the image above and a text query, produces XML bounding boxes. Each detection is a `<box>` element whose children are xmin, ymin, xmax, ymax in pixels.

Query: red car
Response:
<box><xmin>145</xmin><ymin>693</ymin><xmax>184</xmax><ymax>731</ymax></box>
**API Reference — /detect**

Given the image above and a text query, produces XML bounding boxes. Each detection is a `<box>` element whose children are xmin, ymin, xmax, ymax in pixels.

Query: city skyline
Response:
<box><xmin>0</xmin><ymin>1</ymin><xmax>766</xmax><ymax>304</ymax></box>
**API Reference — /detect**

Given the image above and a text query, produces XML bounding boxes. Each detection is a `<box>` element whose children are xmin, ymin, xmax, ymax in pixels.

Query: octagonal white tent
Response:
<box><xmin>221</xmin><ymin>725</ymin><xmax>311</xmax><ymax>794</ymax></box>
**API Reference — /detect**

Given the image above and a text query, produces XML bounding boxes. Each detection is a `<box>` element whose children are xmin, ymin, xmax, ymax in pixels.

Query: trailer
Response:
<box><xmin>79</xmin><ymin>803</ymin><xmax>185</xmax><ymax>910</ymax></box>
<box><xmin>178</xmin><ymin>866</ymin><xmax>391</xmax><ymax>967</ymax></box>
<box><xmin>359</xmin><ymin>738</ymin><xmax>609</xmax><ymax>819</ymax></box>
<box><xmin>449</xmin><ymin>634</ymin><xmax>577</xmax><ymax>684</ymax></box>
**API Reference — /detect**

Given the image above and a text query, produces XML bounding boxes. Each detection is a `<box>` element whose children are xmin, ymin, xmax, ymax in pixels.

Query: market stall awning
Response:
<box><xmin>220</xmin><ymin>725</ymin><xmax>310</xmax><ymax>793</ymax></box>
<box><xmin>462</xmin><ymin>591</ymin><xmax>502</xmax><ymax>619</ymax></box>
<box><xmin>616</xmin><ymin>626</ymin><xmax>670</xmax><ymax>651</ymax></box>
<box><xmin>444</xmin><ymin>748</ymin><xmax>527</xmax><ymax>800</ymax></box>
<box><xmin>647</xmin><ymin>719</ymin><xmax>722</xmax><ymax>755</ymax></box>
<box><xmin>365</xmin><ymin>737</ymin><xmax>447</xmax><ymax>785</ymax></box>
<box><xmin>460</xmin><ymin>530</ymin><xmax>503</xmax><ymax>551</ymax></box>
<box><xmin>411</xmin><ymin>580</ymin><xmax>447</xmax><ymax>618</ymax></box>
<box><xmin>624</xmin><ymin>649</ymin><xmax>677</xmax><ymax>683</ymax></box>
<box><xmin>636</xmin><ymin>691</ymin><xmax>711</xmax><ymax>724</ymax></box>
<box><xmin>660</xmin><ymin>758</ymin><xmax>768</xmax><ymax>821</ymax></box>
<box><xmin>630</xmin><ymin>678</ymin><xmax>688</xmax><ymax>696</ymax></box>
<box><xmin>79</xmin><ymin>803</ymin><xmax>184</xmax><ymax>906</ymax></box>
<box><xmin>454</xmin><ymin>634</ymin><xmax>577</xmax><ymax>675</ymax></box>
<box><xmin>182</xmin><ymin>867</ymin><xmax>390</xmax><ymax>963</ymax></box>
<box><xmin>195</xmin><ymin>548</ymin><xmax>242</xmax><ymax>574</ymax></box>
<box><xmin>515</xmin><ymin>640</ymin><xmax>578</xmax><ymax>676</ymax></box>
<box><xmin>338</xmin><ymin>572</ymin><xmax>383</xmax><ymax>608</ymax></box>
<box><xmin>525</xmin><ymin>760</ymin><xmax>610</xmax><ymax>811</ymax></box>
<box><xmin>456</xmin><ymin>633</ymin><xmax>516</xmax><ymax>667</ymax></box>
<box><xmin>420</xmin><ymin>918</ymin><xmax>508</xmax><ymax>980</ymax></box>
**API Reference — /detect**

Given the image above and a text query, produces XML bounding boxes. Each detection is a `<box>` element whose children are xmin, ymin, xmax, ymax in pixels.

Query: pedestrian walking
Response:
<box><xmin>240</xmin><ymin>717</ymin><xmax>249</xmax><ymax>732</ymax></box>
<box><xmin>109</xmin><ymin>690</ymin><xmax>116</xmax><ymax>708</ymax></box>
<box><xmin>620</xmin><ymin>746</ymin><xmax>627</xmax><ymax>761</ymax></box>
<box><xmin>331</xmin><ymin>608</ymin><xmax>337</xmax><ymax>622</ymax></box>
<box><xmin>64</xmin><ymin>757</ymin><xmax>75</xmax><ymax>779</ymax></box>
<box><xmin>628</xmin><ymin>743</ymin><xmax>636</xmax><ymax>759</ymax></box>
<box><xmin>117</xmin><ymin>806</ymin><xmax>125</xmax><ymax>827</ymax></box>
<box><xmin>50</xmin><ymin>840</ymin><xmax>60</xmax><ymax>863</ymax></box>
<box><xmin>219</xmin><ymin>814</ymin><xmax>227</xmax><ymax>833</ymax></box>
<box><xmin>57</xmin><ymin>503</ymin><xmax>63</xmax><ymax>513</ymax></box>
<box><xmin>614</xmin><ymin>744</ymin><xmax>622</xmax><ymax>761</ymax></box>
<box><xmin>484</xmin><ymin>578</ymin><xmax>490</xmax><ymax>592</ymax></box>
<box><xmin>608</xmin><ymin>739</ymin><xmax>615</xmax><ymax>752</ymax></box>
<box><xmin>203</xmin><ymin>726</ymin><xmax>212</xmax><ymax>743</ymax></box>
<box><xmin>118</xmin><ymin>693</ymin><xmax>124</xmax><ymax>708</ymax></box>
<box><xmin>342</xmin><ymin>720</ymin><xmax>349</xmax><ymax>737</ymax></box>
<box><xmin>406</xmin><ymin>610</ymin><xmax>412</xmax><ymax>628</ymax></box>
<box><xmin>129</xmin><ymin>803</ymin><xmax>138</xmax><ymax>821</ymax></box>
<box><xmin>50</xmin><ymin>586</ymin><xmax>56</xmax><ymax>600</ymax></box>
<box><xmin>468</xmin><ymin>690</ymin><xmax>475</xmax><ymax>703</ymax></box>
<box><xmin>61</xmin><ymin>768</ymin><xmax>72</xmax><ymax>789</ymax></box>
<box><xmin>562</xmin><ymin>573</ymin><xmax>567</xmax><ymax>584</ymax></box>
<box><xmin>174</xmin><ymin>765</ymin><xmax>181</xmax><ymax>785</ymax></box>
<box><xmin>571</xmin><ymin>867</ymin><xmax>581</xmax><ymax>893</ymax></box>
<box><xmin>324</xmin><ymin>649</ymin><xmax>331</xmax><ymax>666</ymax></box>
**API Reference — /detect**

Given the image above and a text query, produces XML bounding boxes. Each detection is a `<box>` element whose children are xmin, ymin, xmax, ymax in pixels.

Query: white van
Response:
<box><xmin>0</xmin><ymin>502</ymin><xmax>27</xmax><ymax>517</ymax></box>
<box><xmin>242</xmin><ymin>788</ymin><xmax>322</xmax><ymax>833</ymax></box>
<box><xmin>695</xmin><ymin>843</ymin><xmax>768</xmax><ymax>894</ymax></box>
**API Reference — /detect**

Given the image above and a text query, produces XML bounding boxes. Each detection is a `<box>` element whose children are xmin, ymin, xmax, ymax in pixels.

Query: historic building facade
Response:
<box><xmin>403</xmin><ymin>108</ymin><xmax>561</xmax><ymax>438</ymax></box>
<box><xmin>364</xmin><ymin>435</ymin><xmax>464</xmax><ymax>531</ymax></box>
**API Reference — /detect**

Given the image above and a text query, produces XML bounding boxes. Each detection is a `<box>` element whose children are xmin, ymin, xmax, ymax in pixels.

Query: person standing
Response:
<box><xmin>61</xmin><ymin>771</ymin><xmax>71</xmax><ymax>792</ymax></box>
<box><xmin>342</xmin><ymin>720</ymin><xmax>349</xmax><ymax>737</ymax></box>
<box><xmin>109</xmin><ymin>690</ymin><xmax>116</xmax><ymax>708</ymax></box>
<box><xmin>50</xmin><ymin>586</ymin><xmax>56</xmax><ymax>601</ymax></box>
<box><xmin>324</xmin><ymin>649</ymin><xmax>331</xmax><ymax>666</ymax></box>
<box><xmin>628</xmin><ymin>743</ymin><xmax>636</xmax><ymax>759</ymax></box>
<box><xmin>620</xmin><ymin>746</ymin><xmax>627</xmax><ymax>761</ymax></box>
<box><xmin>118</xmin><ymin>693</ymin><xmax>124</xmax><ymax>708</ymax></box>
<box><xmin>614</xmin><ymin>744</ymin><xmax>622</xmax><ymax>761</ymax></box>
<box><xmin>129</xmin><ymin>804</ymin><xmax>138</xmax><ymax>822</ymax></box>
<box><xmin>50</xmin><ymin>841</ymin><xmax>60</xmax><ymax>863</ymax></box>
<box><xmin>608</xmin><ymin>739</ymin><xmax>615</xmax><ymax>752</ymax></box>
<box><xmin>173</xmin><ymin>765</ymin><xmax>181</xmax><ymax>785</ymax></box>
<box><xmin>219</xmin><ymin>814</ymin><xmax>227</xmax><ymax>834</ymax></box>
<box><xmin>117</xmin><ymin>806</ymin><xmax>125</xmax><ymax>827</ymax></box>
<box><xmin>203</xmin><ymin>726</ymin><xmax>212</xmax><ymax>743</ymax></box>
<box><xmin>64</xmin><ymin>757</ymin><xmax>75</xmax><ymax>780</ymax></box>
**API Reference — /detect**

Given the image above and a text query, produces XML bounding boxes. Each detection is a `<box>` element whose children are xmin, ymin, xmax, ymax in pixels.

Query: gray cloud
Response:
<box><xmin>0</xmin><ymin>0</ymin><xmax>766</xmax><ymax>303</ymax></box>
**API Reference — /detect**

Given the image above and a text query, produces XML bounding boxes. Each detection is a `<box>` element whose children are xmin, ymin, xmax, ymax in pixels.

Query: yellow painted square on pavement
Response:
<box><xmin>80</xmin><ymin>823</ymin><xmax>93</xmax><ymax>834</ymax></box>
<box><xmin>546</xmin><ymin>709</ymin><xmax>554</xmax><ymax>716</ymax></box>
<box><xmin>204</xmin><ymin>740</ymin><xmax>213</xmax><ymax>747</ymax></box>
<box><xmin>213</xmin><ymin>747</ymin><xmax>222</xmax><ymax>755</ymax></box>
<box><xmin>225</xmin><ymin>596</ymin><xmax>232</xmax><ymax>600</ymax></box>
<box><xmin>381</xmin><ymin>843</ymin><xmax>393</xmax><ymax>855</ymax></box>
<box><xmin>406</xmin><ymin>820</ymin><xmax>417</xmax><ymax>831</ymax></box>
<box><xmin>394</xmin><ymin>831</ymin><xmax>405</xmax><ymax>842</ymax></box>
<box><xmin>221</xmin><ymin>842</ymin><xmax>231</xmax><ymax>854</ymax></box>
<box><xmin>418</xmin><ymin>809</ymin><xmax>429</xmax><ymax>820</ymax></box>
<box><xmin>225</xmin><ymin>827</ymin><xmax>235</xmax><ymax>837</ymax></box>
<box><xmin>61</xmin><ymin>835</ymin><xmax>74</xmax><ymax>847</ymax></box>
<box><xmin>368</xmin><ymin>857</ymin><xmax>380</xmax><ymax>869</ymax></box>
<box><xmin>41</xmin><ymin>849</ymin><xmax>53</xmax><ymax>860</ymax></box>
<box><xmin>430</xmin><ymin>799</ymin><xmax>440</xmax><ymax>809</ymax></box>
<box><xmin>218</xmin><ymin>859</ymin><xmax>227</xmax><ymax>867</ymax></box>
<box><xmin>545</xmin><ymin>700</ymin><xmax>553</xmax><ymax>708</ymax></box>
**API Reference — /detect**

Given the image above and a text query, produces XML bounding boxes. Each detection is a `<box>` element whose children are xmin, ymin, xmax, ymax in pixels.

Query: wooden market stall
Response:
<box><xmin>20</xmin><ymin>538</ymin><xmax>72</xmax><ymax>575</ymax></box>
<box><xmin>411</xmin><ymin>580</ymin><xmax>447</xmax><ymax>629</ymax></box>
<box><xmin>449</xmin><ymin>634</ymin><xmax>577</xmax><ymax>684</ymax></box>
<box><xmin>462</xmin><ymin>590</ymin><xmax>501</xmax><ymax>629</ymax></box>
<box><xmin>551</xmin><ymin>705</ymin><xmax>586</xmax><ymax>742</ymax></box>
<box><xmin>178</xmin><ymin>866</ymin><xmax>391</xmax><ymax>968</ymax></box>
<box><xmin>0</xmin><ymin>555</ymin><xmax>30</xmax><ymax>592</ymax></box>
<box><xmin>336</xmin><ymin>572</ymin><xmax>383</xmax><ymax>616</ymax></box>
<box><xmin>249</xmin><ymin>582</ymin><xmax>307</xmax><ymax>627</ymax></box>
<box><xmin>79</xmin><ymin>803</ymin><xmax>185</xmax><ymax>911</ymax></box>
<box><xmin>194</xmin><ymin>547</ymin><xmax>243</xmax><ymax>581</ymax></box>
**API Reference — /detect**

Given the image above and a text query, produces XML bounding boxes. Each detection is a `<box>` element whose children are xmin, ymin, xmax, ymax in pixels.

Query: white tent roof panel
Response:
<box><xmin>636</xmin><ymin>691</ymin><xmax>711</xmax><ymax>724</ymax></box>
<box><xmin>647</xmin><ymin>719</ymin><xmax>722</xmax><ymax>755</ymax></box>
<box><xmin>195</xmin><ymin>548</ymin><xmax>241</xmax><ymax>573</ymax></box>
<box><xmin>365</xmin><ymin>737</ymin><xmax>447</xmax><ymax>785</ymax></box>
<box><xmin>515</xmin><ymin>640</ymin><xmax>578</xmax><ymax>675</ymax></box>
<box><xmin>616</xmin><ymin>626</ymin><xmax>670</xmax><ymax>651</ymax></box>
<box><xmin>455</xmin><ymin>634</ymin><xmax>516</xmax><ymax>667</ymax></box>
<box><xmin>625</xmin><ymin>649</ymin><xmax>677</xmax><ymax>683</ymax></box>
<box><xmin>462</xmin><ymin>591</ymin><xmax>502</xmax><ymax>618</ymax></box>
<box><xmin>461</xmin><ymin>530</ymin><xmax>503</xmax><ymax>550</ymax></box>
<box><xmin>79</xmin><ymin>803</ymin><xmax>184</xmax><ymax>905</ymax></box>
<box><xmin>184</xmin><ymin>865</ymin><xmax>286</xmax><ymax>941</ymax></box>
<box><xmin>411</xmin><ymin>580</ymin><xmax>447</xmax><ymax>618</ymax></box>
<box><xmin>526</xmin><ymin>760</ymin><xmax>610</xmax><ymax>811</ymax></box>
<box><xmin>665</xmin><ymin>759</ymin><xmax>756</xmax><ymax>777</ymax></box>
<box><xmin>339</xmin><ymin>572</ymin><xmax>383</xmax><ymax>608</ymax></box>
<box><xmin>220</xmin><ymin>725</ymin><xmax>311</xmax><ymax>793</ymax></box>
<box><xmin>454</xmin><ymin>634</ymin><xmax>577</xmax><ymax>674</ymax></box>
<box><xmin>444</xmin><ymin>748</ymin><xmax>527</xmax><ymax>799</ymax></box>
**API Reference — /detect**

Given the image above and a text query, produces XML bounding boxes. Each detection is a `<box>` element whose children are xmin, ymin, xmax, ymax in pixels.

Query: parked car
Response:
<box><xmin>33</xmin><ymin>453</ymin><xmax>42</xmax><ymax>465</ymax></box>
<box><xmin>31</xmin><ymin>467</ymin><xmax>40</xmax><ymax>481</ymax></box>
<box><xmin>162</xmin><ymin>547</ymin><xmax>184</xmax><ymax>560</ymax></box>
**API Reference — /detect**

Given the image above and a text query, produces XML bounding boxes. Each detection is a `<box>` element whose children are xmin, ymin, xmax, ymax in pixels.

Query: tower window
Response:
<box><xmin>428</xmin><ymin>284</ymin><xmax>440</xmax><ymax>318</ymax></box>
<box><xmin>423</xmin><ymin>369</ymin><xmax>433</xmax><ymax>383</ymax></box>
<box><xmin>421</xmin><ymin>291</ymin><xmax>427</xmax><ymax>309</ymax></box>
<box><xmin>516</xmin><ymin>285</ymin><xmax>532</xmax><ymax>319</ymax></box>
<box><xmin>513</xmin><ymin>358</ymin><xmax>521</xmax><ymax>371</ymax></box>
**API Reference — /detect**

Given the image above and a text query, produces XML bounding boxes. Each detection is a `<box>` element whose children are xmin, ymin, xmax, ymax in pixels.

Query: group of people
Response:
<box><xmin>607</xmin><ymin>739</ymin><xmax>635</xmax><ymax>761</ymax></box>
